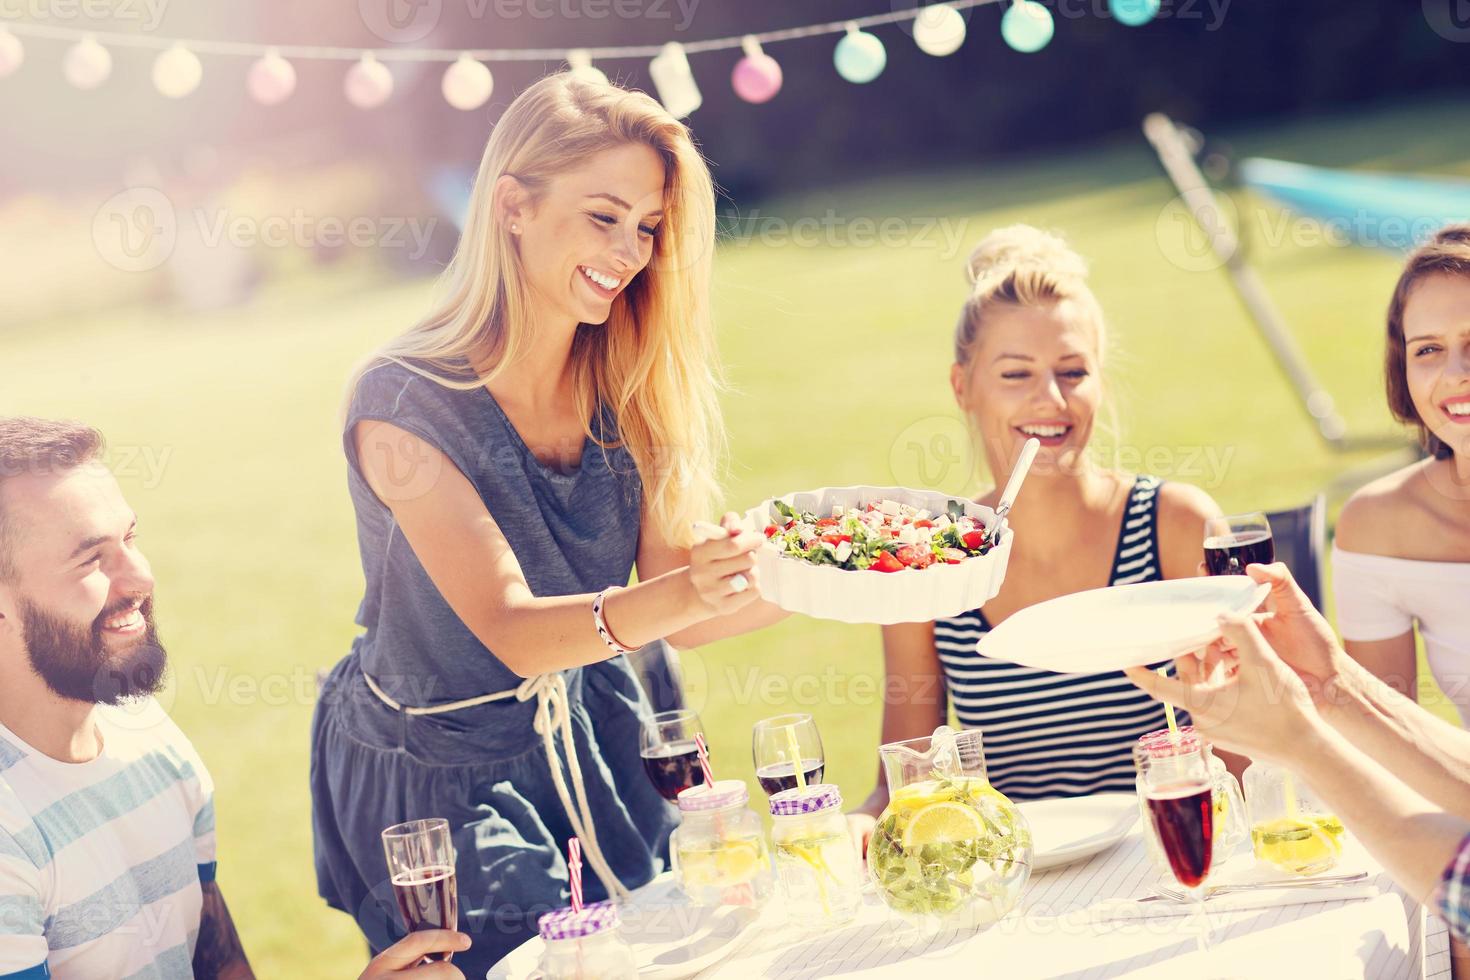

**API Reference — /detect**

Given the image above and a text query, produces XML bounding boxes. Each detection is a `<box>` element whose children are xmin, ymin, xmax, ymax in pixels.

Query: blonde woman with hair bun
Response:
<box><xmin>853</xmin><ymin>224</ymin><xmax>1228</xmax><ymax>842</ymax></box>
<box><xmin>311</xmin><ymin>74</ymin><xmax>788</xmax><ymax>974</ymax></box>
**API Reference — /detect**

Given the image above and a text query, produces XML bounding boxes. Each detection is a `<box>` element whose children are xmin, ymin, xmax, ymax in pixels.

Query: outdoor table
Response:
<box><xmin>493</xmin><ymin>825</ymin><xmax>1452</xmax><ymax>979</ymax></box>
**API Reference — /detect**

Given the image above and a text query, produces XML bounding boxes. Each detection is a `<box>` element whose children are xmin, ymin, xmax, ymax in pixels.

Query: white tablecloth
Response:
<box><xmin>496</xmin><ymin>828</ymin><xmax>1450</xmax><ymax>979</ymax></box>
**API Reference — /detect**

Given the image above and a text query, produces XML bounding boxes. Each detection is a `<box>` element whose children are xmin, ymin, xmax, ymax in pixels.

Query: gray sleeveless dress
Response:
<box><xmin>310</xmin><ymin>358</ymin><xmax>677</xmax><ymax>975</ymax></box>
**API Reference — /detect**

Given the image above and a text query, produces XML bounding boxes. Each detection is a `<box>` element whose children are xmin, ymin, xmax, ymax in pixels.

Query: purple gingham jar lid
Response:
<box><xmin>769</xmin><ymin>783</ymin><xmax>842</xmax><ymax>817</ymax></box>
<box><xmin>538</xmin><ymin>900</ymin><xmax>620</xmax><ymax>941</ymax></box>
<box><xmin>677</xmin><ymin>778</ymin><xmax>749</xmax><ymax>812</ymax></box>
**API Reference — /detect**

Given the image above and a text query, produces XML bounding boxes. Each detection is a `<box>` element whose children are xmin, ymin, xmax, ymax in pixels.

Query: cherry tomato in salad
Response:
<box><xmin>868</xmin><ymin>551</ymin><xmax>905</xmax><ymax>573</ymax></box>
<box><xmin>895</xmin><ymin>545</ymin><xmax>935</xmax><ymax>569</ymax></box>
<box><xmin>961</xmin><ymin>530</ymin><xmax>986</xmax><ymax>550</ymax></box>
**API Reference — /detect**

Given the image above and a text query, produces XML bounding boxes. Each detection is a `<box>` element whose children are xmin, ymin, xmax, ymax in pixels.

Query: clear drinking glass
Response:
<box><xmin>1134</xmin><ymin>733</ymin><xmax>1215</xmax><ymax>954</ymax></box>
<box><xmin>1243</xmin><ymin>759</ymin><xmax>1344</xmax><ymax>876</ymax></box>
<box><xmin>639</xmin><ymin>709</ymin><xmax>706</xmax><ymax>803</ymax></box>
<box><xmin>1202</xmin><ymin>512</ymin><xmax>1274</xmax><ymax>576</ymax></box>
<box><xmin>751</xmin><ymin>713</ymin><xmax>825</xmax><ymax>797</ymax></box>
<box><xmin>381</xmin><ymin>818</ymin><xmax>459</xmax><ymax>963</ymax></box>
<box><xmin>1137</xmin><ymin>726</ymin><xmax>1247</xmax><ymax>865</ymax></box>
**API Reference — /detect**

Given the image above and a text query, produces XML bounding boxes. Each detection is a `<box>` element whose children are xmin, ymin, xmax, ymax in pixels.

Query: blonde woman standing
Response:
<box><xmin>854</xmin><ymin>226</ymin><xmax>1224</xmax><ymax>835</ymax></box>
<box><xmin>311</xmin><ymin>75</ymin><xmax>787</xmax><ymax>974</ymax></box>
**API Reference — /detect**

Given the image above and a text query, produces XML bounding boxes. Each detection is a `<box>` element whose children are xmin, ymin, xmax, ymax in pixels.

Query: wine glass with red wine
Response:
<box><xmin>752</xmin><ymin>713</ymin><xmax>825</xmax><ymax>796</ymax></box>
<box><xmin>1134</xmin><ymin>733</ymin><xmax>1215</xmax><ymax>955</ymax></box>
<box><xmin>640</xmin><ymin>709</ymin><xmax>708</xmax><ymax>803</ymax></box>
<box><xmin>381</xmin><ymin>818</ymin><xmax>459</xmax><ymax>963</ymax></box>
<box><xmin>1203</xmin><ymin>512</ymin><xmax>1274</xmax><ymax>576</ymax></box>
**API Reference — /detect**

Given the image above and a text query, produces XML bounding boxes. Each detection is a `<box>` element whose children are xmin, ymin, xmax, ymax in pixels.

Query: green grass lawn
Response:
<box><xmin>2</xmin><ymin>95</ymin><xmax>1465</xmax><ymax>976</ymax></box>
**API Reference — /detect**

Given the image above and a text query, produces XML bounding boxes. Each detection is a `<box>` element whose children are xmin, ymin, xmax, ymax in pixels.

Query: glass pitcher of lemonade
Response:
<box><xmin>868</xmin><ymin>726</ymin><xmax>1032</xmax><ymax>931</ymax></box>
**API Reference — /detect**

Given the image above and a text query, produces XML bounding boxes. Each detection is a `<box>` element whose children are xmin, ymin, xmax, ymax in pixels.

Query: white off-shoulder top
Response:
<box><xmin>1331</xmin><ymin>544</ymin><xmax>1470</xmax><ymax>723</ymax></box>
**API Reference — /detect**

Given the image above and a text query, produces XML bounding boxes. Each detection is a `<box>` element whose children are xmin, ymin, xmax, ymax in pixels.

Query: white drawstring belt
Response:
<box><xmin>361</xmin><ymin>670</ymin><xmax>633</xmax><ymax>902</ymax></box>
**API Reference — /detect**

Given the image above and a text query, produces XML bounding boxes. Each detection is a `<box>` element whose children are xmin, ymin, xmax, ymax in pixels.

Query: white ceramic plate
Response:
<box><xmin>1019</xmin><ymin>793</ymin><xmax>1139</xmax><ymax>871</ymax></box>
<box><xmin>487</xmin><ymin>876</ymin><xmax>760</xmax><ymax>980</ymax></box>
<box><xmin>741</xmin><ymin>486</ymin><xmax>1013</xmax><ymax>625</ymax></box>
<box><xmin>976</xmin><ymin>577</ymin><xmax>1270</xmax><ymax>673</ymax></box>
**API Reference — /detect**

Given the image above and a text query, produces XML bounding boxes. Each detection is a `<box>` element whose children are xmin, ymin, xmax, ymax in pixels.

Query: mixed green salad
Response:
<box><xmin>762</xmin><ymin>498</ymin><xmax>993</xmax><ymax>572</ymax></box>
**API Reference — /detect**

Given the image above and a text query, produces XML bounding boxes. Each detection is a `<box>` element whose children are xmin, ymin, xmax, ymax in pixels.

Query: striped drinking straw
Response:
<box><xmin>568</xmin><ymin>837</ymin><xmax>583</xmax><ymax>912</ymax></box>
<box><xmin>693</xmin><ymin>732</ymin><xmax>716</xmax><ymax>787</ymax></box>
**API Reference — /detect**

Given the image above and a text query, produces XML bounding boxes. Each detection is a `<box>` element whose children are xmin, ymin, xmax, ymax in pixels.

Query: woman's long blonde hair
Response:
<box><xmin>351</xmin><ymin>73</ymin><xmax>724</xmax><ymax>545</ymax></box>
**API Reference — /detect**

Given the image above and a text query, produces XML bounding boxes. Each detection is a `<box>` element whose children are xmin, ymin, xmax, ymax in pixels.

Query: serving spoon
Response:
<box><xmin>983</xmin><ymin>437</ymin><xmax>1040</xmax><ymax>549</ymax></box>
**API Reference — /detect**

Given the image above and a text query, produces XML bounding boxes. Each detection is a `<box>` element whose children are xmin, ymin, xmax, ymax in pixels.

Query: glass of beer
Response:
<box><xmin>381</xmin><ymin>818</ymin><xmax>459</xmax><ymax>962</ymax></box>
<box><xmin>1203</xmin><ymin>512</ymin><xmax>1274</xmax><ymax>576</ymax></box>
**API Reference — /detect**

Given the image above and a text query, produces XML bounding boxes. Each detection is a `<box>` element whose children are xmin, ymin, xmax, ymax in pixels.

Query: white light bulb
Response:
<box><xmin>152</xmin><ymin>44</ymin><xmax>202</xmax><ymax>98</ymax></box>
<box><xmin>442</xmin><ymin>54</ymin><xmax>493</xmax><ymax>110</ymax></box>
<box><xmin>248</xmin><ymin>51</ymin><xmax>296</xmax><ymax>105</ymax></box>
<box><xmin>0</xmin><ymin>29</ymin><xmax>24</xmax><ymax>78</ymax></box>
<box><xmin>345</xmin><ymin>54</ymin><xmax>394</xmax><ymax>109</ymax></box>
<box><xmin>63</xmin><ymin>37</ymin><xmax>112</xmax><ymax>90</ymax></box>
<box><xmin>914</xmin><ymin>4</ymin><xmax>967</xmax><ymax>56</ymax></box>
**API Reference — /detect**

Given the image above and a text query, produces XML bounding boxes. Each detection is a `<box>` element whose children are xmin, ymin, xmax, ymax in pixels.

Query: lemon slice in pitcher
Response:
<box><xmin>903</xmin><ymin>801</ymin><xmax>986</xmax><ymax>849</ymax></box>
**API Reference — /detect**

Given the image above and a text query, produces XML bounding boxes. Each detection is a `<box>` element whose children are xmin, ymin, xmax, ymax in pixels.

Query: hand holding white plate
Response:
<box><xmin>977</xmin><ymin>577</ymin><xmax>1270</xmax><ymax>673</ymax></box>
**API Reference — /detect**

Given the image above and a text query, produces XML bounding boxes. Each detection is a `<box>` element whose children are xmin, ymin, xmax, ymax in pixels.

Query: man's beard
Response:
<box><xmin>18</xmin><ymin>594</ymin><xmax>168</xmax><ymax>705</ymax></box>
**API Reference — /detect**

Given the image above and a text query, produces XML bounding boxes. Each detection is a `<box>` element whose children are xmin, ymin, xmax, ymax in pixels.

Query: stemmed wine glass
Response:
<box><xmin>752</xmin><ymin>713</ymin><xmax>825</xmax><ymax>796</ymax></box>
<box><xmin>639</xmin><ymin>708</ymin><xmax>707</xmax><ymax>803</ymax></box>
<box><xmin>381</xmin><ymin>818</ymin><xmax>459</xmax><ymax>963</ymax></box>
<box><xmin>1202</xmin><ymin>512</ymin><xmax>1274</xmax><ymax>576</ymax></box>
<box><xmin>1134</xmin><ymin>732</ymin><xmax>1216</xmax><ymax>956</ymax></box>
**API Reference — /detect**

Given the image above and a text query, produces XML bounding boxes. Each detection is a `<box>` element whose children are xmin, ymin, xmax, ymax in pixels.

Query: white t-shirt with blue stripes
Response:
<box><xmin>0</xmin><ymin>700</ymin><xmax>215</xmax><ymax>980</ymax></box>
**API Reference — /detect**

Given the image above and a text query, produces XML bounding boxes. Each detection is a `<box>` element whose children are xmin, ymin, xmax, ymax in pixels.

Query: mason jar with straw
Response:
<box><xmin>669</xmin><ymin>732</ymin><xmax>773</xmax><ymax>907</ymax></box>
<box><xmin>537</xmin><ymin>838</ymin><xmax>637</xmax><ymax>980</ymax></box>
<box><xmin>769</xmin><ymin>781</ymin><xmax>862</xmax><ymax>927</ymax></box>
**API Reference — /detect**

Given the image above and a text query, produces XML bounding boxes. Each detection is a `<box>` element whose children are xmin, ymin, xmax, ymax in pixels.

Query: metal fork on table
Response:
<box><xmin>1140</xmin><ymin>871</ymin><xmax>1370</xmax><ymax>904</ymax></box>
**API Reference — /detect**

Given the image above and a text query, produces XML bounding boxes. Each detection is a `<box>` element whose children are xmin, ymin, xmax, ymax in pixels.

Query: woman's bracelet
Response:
<box><xmin>592</xmin><ymin>586</ymin><xmax>638</xmax><ymax>655</ymax></box>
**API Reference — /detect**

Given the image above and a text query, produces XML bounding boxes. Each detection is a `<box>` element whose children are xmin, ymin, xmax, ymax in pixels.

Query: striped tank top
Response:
<box><xmin>934</xmin><ymin>475</ymin><xmax>1186</xmax><ymax>801</ymax></box>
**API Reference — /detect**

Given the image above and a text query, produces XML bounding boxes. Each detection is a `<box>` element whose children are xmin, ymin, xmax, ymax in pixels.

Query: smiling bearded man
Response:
<box><xmin>0</xmin><ymin>416</ymin><xmax>252</xmax><ymax>980</ymax></box>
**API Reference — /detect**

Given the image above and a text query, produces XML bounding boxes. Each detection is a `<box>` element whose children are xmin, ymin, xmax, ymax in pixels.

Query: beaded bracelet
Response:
<box><xmin>592</xmin><ymin>586</ymin><xmax>637</xmax><ymax>655</ymax></box>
